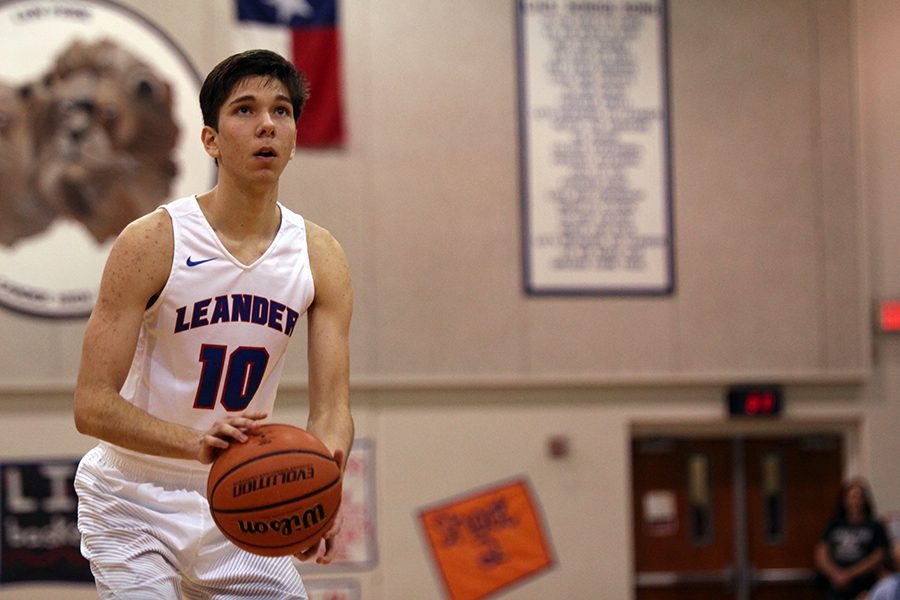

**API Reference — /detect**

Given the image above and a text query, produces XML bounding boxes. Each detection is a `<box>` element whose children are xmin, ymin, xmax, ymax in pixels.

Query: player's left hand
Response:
<box><xmin>294</xmin><ymin>448</ymin><xmax>345</xmax><ymax>564</ymax></box>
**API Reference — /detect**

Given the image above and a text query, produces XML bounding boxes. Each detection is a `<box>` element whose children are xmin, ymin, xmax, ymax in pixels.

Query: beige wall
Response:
<box><xmin>2</xmin><ymin>1</ymin><xmax>900</xmax><ymax>599</ymax></box>
<box><xmin>0</xmin><ymin>0</ymin><xmax>871</xmax><ymax>389</ymax></box>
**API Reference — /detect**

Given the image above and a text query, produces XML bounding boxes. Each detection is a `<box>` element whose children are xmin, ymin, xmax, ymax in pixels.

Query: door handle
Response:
<box><xmin>747</xmin><ymin>564</ymin><xmax>816</xmax><ymax>585</ymax></box>
<box><xmin>635</xmin><ymin>566</ymin><xmax>735</xmax><ymax>588</ymax></box>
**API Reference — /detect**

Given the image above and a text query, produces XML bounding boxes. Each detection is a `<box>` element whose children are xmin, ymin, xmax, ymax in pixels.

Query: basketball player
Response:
<box><xmin>72</xmin><ymin>49</ymin><xmax>353</xmax><ymax>599</ymax></box>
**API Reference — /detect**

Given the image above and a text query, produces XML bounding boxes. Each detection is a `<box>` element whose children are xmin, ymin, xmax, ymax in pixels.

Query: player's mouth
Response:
<box><xmin>254</xmin><ymin>147</ymin><xmax>278</xmax><ymax>159</ymax></box>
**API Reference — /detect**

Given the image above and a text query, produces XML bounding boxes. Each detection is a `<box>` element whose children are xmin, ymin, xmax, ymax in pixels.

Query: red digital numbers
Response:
<box><xmin>744</xmin><ymin>391</ymin><xmax>774</xmax><ymax>415</ymax></box>
<box><xmin>728</xmin><ymin>386</ymin><xmax>782</xmax><ymax>417</ymax></box>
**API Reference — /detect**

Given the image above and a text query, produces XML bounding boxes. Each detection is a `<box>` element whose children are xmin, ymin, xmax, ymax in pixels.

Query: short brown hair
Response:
<box><xmin>199</xmin><ymin>49</ymin><xmax>308</xmax><ymax>129</ymax></box>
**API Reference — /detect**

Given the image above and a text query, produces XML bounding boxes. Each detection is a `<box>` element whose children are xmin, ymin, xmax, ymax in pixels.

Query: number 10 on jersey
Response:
<box><xmin>194</xmin><ymin>344</ymin><xmax>270</xmax><ymax>411</ymax></box>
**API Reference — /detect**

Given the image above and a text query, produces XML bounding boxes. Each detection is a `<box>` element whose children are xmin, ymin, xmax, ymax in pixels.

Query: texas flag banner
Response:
<box><xmin>234</xmin><ymin>0</ymin><xmax>345</xmax><ymax>147</ymax></box>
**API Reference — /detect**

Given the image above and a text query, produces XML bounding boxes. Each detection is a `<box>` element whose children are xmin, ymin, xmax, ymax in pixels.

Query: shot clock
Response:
<box><xmin>726</xmin><ymin>385</ymin><xmax>783</xmax><ymax>417</ymax></box>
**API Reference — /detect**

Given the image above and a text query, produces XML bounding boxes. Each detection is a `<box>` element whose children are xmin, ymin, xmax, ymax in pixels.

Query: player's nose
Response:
<box><xmin>257</xmin><ymin>112</ymin><xmax>275</xmax><ymax>136</ymax></box>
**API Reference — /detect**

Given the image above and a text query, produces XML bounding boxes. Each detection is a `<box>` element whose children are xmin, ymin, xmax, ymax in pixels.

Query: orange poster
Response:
<box><xmin>418</xmin><ymin>478</ymin><xmax>555</xmax><ymax>600</ymax></box>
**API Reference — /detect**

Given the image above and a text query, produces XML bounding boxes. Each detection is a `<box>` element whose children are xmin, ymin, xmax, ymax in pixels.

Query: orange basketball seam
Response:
<box><xmin>210</xmin><ymin>476</ymin><xmax>341</xmax><ymax>514</ymax></box>
<box><xmin>208</xmin><ymin>448</ymin><xmax>337</xmax><ymax>499</ymax></box>
<box><xmin>212</xmin><ymin>448</ymin><xmax>335</xmax><ymax>482</ymax></box>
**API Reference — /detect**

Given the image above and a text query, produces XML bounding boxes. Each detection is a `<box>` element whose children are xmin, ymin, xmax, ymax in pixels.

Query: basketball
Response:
<box><xmin>207</xmin><ymin>423</ymin><xmax>342</xmax><ymax>557</ymax></box>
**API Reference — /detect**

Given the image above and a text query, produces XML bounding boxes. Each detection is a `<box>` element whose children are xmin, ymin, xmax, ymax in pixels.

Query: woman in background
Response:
<box><xmin>815</xmin><ymin>478</ymin><xmax>891</xmax><ymax>600</ymax></box>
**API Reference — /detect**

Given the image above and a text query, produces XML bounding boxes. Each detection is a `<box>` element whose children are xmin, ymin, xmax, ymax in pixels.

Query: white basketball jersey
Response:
<box><xmin>113</xmin><ymin>195</ymin><xmax>315</xmax><ymax>467</ymax></box>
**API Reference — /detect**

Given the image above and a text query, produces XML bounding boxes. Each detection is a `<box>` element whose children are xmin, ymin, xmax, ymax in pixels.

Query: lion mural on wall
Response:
<box><xmin>0</xmin><ymin>81</ymin><xmax>55</xmax><ymax>246</ymax></box>
<box><xmin>0</xmin><ymin>38</ymin><xmax>179</xmax><ymax>247</ymax></box>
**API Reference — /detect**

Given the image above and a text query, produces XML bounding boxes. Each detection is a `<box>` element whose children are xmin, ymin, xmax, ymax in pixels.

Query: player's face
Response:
<box><xmin>204</xmin><ymin>75</ymin><xmax>297</xmax><ymax>182</ymax></box>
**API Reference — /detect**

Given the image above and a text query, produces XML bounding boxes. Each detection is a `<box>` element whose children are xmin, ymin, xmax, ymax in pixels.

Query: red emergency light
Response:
<box><xmin>879</xmin><ymin>300</ymin><xmax>900</xmax><ymax>332</ymax></box>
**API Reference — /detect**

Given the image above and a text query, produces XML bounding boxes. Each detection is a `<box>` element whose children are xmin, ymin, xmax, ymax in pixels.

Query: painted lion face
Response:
<box><xmin>33</xmin><ymin>39</ymin><xmax>180</xmax><ymax>243</ymax></box>
<box><xmin>0</xmin><ymin>81</ymin><xmax>55</xmax><ymax>247</ymax></box>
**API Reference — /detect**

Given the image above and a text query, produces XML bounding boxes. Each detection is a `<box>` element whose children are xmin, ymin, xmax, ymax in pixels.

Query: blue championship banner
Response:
<box><xmin>0</xmin><ymin>458</ymin><xmax>92</xmax><ymax>584</ymax></box>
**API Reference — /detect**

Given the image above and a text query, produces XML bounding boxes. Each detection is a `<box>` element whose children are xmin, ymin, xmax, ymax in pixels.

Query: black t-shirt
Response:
<box><xmin>821</xmin><ymin>518</ymin><xmax>890</xmax><ymax>568</ymax></box>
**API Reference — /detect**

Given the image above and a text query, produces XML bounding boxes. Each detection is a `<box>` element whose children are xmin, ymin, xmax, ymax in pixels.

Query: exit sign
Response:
<box><xmin>727</xmin><ymin>385</ymin><xmax>783</xmax><ymax>417</ymax></box>
<box><xmin>879</xmin><ymin>300</ymin><xmax>900</xmax><ymax>331</ymax></box>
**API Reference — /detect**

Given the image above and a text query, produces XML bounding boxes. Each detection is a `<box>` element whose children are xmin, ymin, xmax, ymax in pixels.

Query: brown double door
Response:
<box><xmin>632</xmin><ymin>435</ymin><xmax>843</xmax><ymax>600</ymax></box>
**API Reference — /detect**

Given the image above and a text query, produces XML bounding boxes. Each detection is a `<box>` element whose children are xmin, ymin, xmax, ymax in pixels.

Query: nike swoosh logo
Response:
<box><xmin>186</xmin><ymin>256</ymin><xmax>217</xmax><ymax>267</ymax></box>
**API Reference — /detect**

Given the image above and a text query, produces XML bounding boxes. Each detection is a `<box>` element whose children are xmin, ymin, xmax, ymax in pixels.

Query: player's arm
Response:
<box><xmin>73</xmin><ymin>210</ymin><xmax>263</xmax><ymax>462</ymax></box>
<box><xmin>299</xmin><ymin>221</ymin><xmax>354</xmax><ymax>565</ymax></box>
<box><xmin>304</xmin><ymin>220</ymin><xmax>354</xmax><ymax>467</ymax></box>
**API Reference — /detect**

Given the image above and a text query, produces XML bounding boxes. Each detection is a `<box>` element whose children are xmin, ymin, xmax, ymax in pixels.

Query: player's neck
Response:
<box><xmin>196</xmin><ymin>183</ymin><xmax>281</xmax><ymax>242</ymax></box>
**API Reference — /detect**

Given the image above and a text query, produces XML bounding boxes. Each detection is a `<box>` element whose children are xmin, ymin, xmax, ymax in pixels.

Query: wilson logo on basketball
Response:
<box><xmin>237</xmin><ymin>504</ymin><xmax>326</xmax><ymax>536</ymax></box>
<box><xmin>232</xmin><ymin>465</ymin><xmax>315</xmax><ymax>498</ymax></box>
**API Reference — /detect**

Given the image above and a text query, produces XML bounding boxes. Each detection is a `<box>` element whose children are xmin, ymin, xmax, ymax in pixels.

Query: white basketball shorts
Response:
<box><xmin>74</xmin><ymin>444</ymin><xmax>307</xmax><ymax>600</ymax></box>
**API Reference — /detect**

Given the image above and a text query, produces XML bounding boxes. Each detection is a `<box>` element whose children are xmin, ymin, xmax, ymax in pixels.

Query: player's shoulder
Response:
<box><xmin>129</xmin><ymin>206</ymin><xmax>172</xmax><ymax>231</ymax></box>
<box><xmin>303</xmin><ymin>219</ymin><xmax>351</xmax><ymax>293</ymax></box>
<box><xmin>110</xmin><ymin>207</ymin><xmax>173</xmax><ymax>263</ymax></box>
<box><xmin>304</xmin><ymin>218</ymin><xmax>345</xmax><ymax>258</ymax></box>
<box><xmin>96</xmin><ymin>208</ymin><xmax>173</xmax><ymax>300</ymax></box>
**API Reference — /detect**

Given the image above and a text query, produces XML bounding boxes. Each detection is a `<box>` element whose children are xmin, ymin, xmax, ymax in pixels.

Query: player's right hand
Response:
<box><xmin>197</xmin><ymin>411</ymin><xmax>268</xmax><ymax>464</ymax></box>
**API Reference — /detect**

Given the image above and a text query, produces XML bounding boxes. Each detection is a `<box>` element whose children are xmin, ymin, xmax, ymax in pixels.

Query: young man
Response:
<box><xmin>72</xmin><ymin>49</ymin><xmax>353</xmax><ymax>599</ymax></box>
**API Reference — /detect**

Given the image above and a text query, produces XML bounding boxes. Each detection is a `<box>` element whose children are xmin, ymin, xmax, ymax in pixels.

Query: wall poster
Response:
<box><xmin>304</xmin><ymin>578</ymin><xmax>360</xmax><ymax>600</ymax></box>
<box><xmin>0</xmin><ymin>458</ymin><xmax>92</xmax><ymax>585</ymax></box>
<box><xmin>297</xmin><ymin>438</ymin><xmax>377</xmax><ymax>572</ymax></box>
<box><xmin>517</xmin><ymin>0</ymin><xmax>673</xmax><ymax>295</ymax></box>
<box><xmin>418</xmin><ymin>477</ymin><xmax>555</xmax><ymax>600</ymax></box>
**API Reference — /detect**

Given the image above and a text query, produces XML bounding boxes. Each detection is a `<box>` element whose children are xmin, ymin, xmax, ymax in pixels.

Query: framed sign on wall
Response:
<box><xmin>517</xmin><ymin>0</ymin><xmax>674</xmax><ymax>295</ymax></box>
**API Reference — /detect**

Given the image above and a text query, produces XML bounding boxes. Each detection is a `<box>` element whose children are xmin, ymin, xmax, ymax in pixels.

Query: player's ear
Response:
<box><xmin>201</xmin><ymin>125</ymin><xmax>220</xmax><ymax>159</ymax></box>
